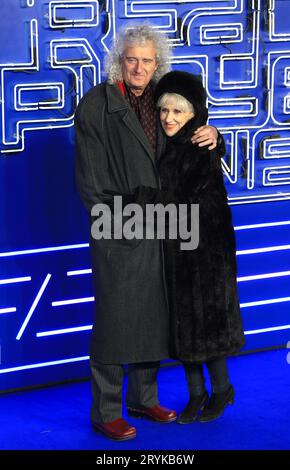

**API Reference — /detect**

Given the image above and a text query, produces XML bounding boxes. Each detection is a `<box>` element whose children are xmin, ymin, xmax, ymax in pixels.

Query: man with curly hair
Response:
<box><xmin>75</xmin><ymin>23</ymin><xmax>225</xmax><ymax>440</ymax></box>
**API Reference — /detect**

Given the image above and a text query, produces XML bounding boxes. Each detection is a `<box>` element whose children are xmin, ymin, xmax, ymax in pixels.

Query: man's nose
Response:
<box><xmin>134</xmin><ymin>61</ymin><xmax>143</xmax><ymax>73</ymax></box>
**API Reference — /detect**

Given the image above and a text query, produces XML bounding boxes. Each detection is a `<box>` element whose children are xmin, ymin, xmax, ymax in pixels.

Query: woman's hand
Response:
<box><xmin>191</xmin><ymin>125</ymin><xmax>218</xmax><ymax>150</ymax></box>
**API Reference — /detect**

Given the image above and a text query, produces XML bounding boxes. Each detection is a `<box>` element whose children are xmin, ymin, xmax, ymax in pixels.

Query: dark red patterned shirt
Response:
<box><xmin>124</xmin><ymin>82</ymin><xmax>158</xmax><ymax>154</ymax></box>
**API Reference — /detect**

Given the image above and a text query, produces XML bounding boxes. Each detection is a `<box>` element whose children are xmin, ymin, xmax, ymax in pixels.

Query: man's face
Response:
<box><xmin>121</xmin><ymin>40</ymin><xmax>158</xmax><ymax>95</ymax></box>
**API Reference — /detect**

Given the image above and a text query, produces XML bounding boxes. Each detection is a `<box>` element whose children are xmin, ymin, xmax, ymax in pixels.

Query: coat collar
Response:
<box><xmin>106</xmin><ymin>82</ymin><xmax>160</xmax><ymax>166</ymax></box>
<box><xmin>106</xmin><ymin>82</ymin><xmax>129</xmax><ymax>113</ymax></box>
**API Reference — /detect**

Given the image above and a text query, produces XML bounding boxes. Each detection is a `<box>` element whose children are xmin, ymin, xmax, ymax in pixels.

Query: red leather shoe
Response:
<box><xmin>92</xmin><ymin>418</ymin><xmax>136</xmax><ymax>441</ymax></box>
<box><xmin>127</xmin><ymin>404</ymin><xmax>177</xmax><ymax>423</ymax></box>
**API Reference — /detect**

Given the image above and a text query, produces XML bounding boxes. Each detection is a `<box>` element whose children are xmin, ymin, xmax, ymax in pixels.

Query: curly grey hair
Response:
<box><xmin>104</xmin><ymin>22</ymin><xmax>172</xmax><ymax>84</ymax></box>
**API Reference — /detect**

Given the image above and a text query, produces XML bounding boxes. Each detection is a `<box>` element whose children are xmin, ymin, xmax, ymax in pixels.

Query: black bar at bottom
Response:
<box><xmin>0</xmin><ymin>450</ymin><xmax>289</xmax><ymax>465</ymax></box>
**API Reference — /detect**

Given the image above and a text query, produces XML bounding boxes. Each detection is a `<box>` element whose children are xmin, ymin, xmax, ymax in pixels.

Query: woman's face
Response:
<box><xmin>160</xmin><ymin>100</ymin><xmax>194</xmax><ymax>136</ymax></box>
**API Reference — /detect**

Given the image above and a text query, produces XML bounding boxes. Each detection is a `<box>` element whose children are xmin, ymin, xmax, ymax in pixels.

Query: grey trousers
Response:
<box><xmin>90</xmin><ymin>361</ymin><xmax>160</xmax><ymax>423</ymax></box>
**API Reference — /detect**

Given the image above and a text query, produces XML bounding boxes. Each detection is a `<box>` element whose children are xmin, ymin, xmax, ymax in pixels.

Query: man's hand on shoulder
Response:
<box><xmin>191</xmin><ymin>125</ymin><xmax>218</xmax><ymax>150</ymax></box>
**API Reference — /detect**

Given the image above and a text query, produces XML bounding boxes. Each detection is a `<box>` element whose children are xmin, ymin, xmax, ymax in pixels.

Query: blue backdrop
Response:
<box><xmin>1</xmin><ymin>0</ymin><xmax>290</xmax><ymax>392</ymax></box>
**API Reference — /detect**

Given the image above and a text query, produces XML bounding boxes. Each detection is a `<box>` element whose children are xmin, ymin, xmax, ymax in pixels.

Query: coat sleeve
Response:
<box><xmin>132</xmin><ymin>185</ymin><xmax>177</xmax><ymax>206</ymax></box>
<box><xmin>74</xmin><ymin>99</ymin><xmax>111</xmax><ymax>213</ymax></box>
<box><xmin>216</xmin><ymin>131</ymin><xmax>226</xmax><ymax>159</ymax></box>
<box><xmin>176</xmin><ymin>149</ymin><xmax>220</xmax><ymax>202</ymax></box>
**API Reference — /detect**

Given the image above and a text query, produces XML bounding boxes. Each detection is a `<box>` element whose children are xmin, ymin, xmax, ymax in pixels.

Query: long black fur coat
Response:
<box><xmin>133</xmin><ymin>117</ymin><xmax>245</xmax><ymax>363</ymax></box>
<box><xmin>163</xmin><ymin>119</ymin><xmax>244</xmax><ymax>362</ymax></box>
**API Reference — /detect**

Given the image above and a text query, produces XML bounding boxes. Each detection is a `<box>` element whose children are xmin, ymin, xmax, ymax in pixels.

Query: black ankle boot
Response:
<box><xmin>198</xmin><ymin>385</ymin><xmax>234</xmax><ymax>423</ymax></box>
<box><xmin>177</xmin><ymin>391</ymin><xmax>209</xmax><ymax>424</ymax></box>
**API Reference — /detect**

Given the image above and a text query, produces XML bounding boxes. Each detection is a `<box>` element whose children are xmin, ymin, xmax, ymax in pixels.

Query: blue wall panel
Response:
<box><xmin>0</xmin><ymin>0</ymin><xmax>290</xmax><ymax>391</ymax></box>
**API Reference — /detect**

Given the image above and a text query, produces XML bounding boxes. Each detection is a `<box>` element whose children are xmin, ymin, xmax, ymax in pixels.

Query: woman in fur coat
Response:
<box><xmin>153</xmin><ymin>71</ymin><xmax>245</xmax><ymax>423</ymax></box>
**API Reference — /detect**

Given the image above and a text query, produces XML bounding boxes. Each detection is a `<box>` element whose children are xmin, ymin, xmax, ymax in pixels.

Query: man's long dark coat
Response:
<box><xmin>74</xmin><ymin>82</ymin><xmax>169</xmax><ymax>364</ymax></box>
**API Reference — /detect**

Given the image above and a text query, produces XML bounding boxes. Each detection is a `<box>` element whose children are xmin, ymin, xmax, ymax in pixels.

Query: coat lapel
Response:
<box><xmin>156</xmin><ymin>123</ymin><xmax>166</xmax><ymax>161</ymax></box>
<box><xmin>106</xmin><ymin>83</ymin><xmax>156</xmax><ymax>166</ymax></box>
<box><xmin>122</xmin><ymin>110</ymin><xmax>156</xmax><ymax>164</ymax></box>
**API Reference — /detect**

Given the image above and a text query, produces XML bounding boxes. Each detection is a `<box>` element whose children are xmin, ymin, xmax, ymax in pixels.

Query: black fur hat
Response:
<box><xmin>155</xmin><ymin>71</ymin><xmax>207</xmax><ymax>115</ymax></box>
